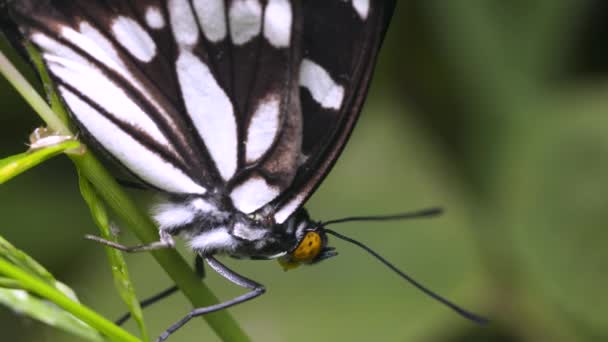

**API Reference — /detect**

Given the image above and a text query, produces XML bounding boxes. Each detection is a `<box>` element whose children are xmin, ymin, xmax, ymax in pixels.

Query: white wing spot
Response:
<box><xmin>145</xmin><ymin>6</ymin><xmax>166</xmax><ymax>29</ymax></box>
<box><xmin>246</xmin><ymin>96</ymin><xmax>281</xmax><ymax>162</ymax></box>
<box><xmin>352</xmin><ymin>0</ymin><xmax>370</xmax><ymax>19</ymax></box>
<box><xmin>176</xmin><ymin>50</ymin><xmax>237</xmax><ymax>180</ymax></box>
<box><xmin>263</xmin><ymin>0</ymin><xmax>292</xmax><ymax>48</ymax></box>
<box><xmin>229</xmin><ymin>0</ymin><xmax>262</xmax><ymax>45</ymax></box>
<box><xmin>60</xmin><ymin>87</ymin><xmax>206</xmax><ymax>195</ymax></box>
<box><xmin>299</xmin><ymin>58</ymin><xmax>345</xmax><ymax>110</ymax></box>
<box><xmin>193</xmin><ymin>0</ymin><xmax>227</xmax><ymax>42</ymax></box>
<box><xmin>168</xmin><ymin>0</ymin><xmax>200</xmax><ymax>46</ymax></box>
<box><xmin>231</xmin><ymin>177</ymin><xmax>280</xmax><ymax>214</ymax></box>
<box><xmin>274</xmin><ymin>193</ymin><xmax>306</xmax><ymax>224</ymax></box>
<box><xmin>111</xmin><ymin>16</ymin><xmax>157</xmax><ymax>62</ymax></box>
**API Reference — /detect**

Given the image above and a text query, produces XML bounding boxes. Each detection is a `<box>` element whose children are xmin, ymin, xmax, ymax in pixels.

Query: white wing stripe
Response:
<box><xmin>60</xmin><ymin>87</ymin><xmax>207</xmax><ymax>195</ymax></box>
<box><xmin>230</xmin><ymin>177</ymin><xmax>280</xmax><ymax>214</ymax></box>
<box><xmin>62</xmin><ymin>25</ymin><xmax>124</xmax><ymax>76</ymax></box>
<box><xmin>193</xmin><ymin>0</ymin><xmax>227</xmax><ymax>42</ymax></box>
<box><xmin>33</xmin><ymin>33</ymin><xmax>172</xmax><ymax>150</ymax></box>
<box><xmin>45</xmin><ymin>56</ymin><xmax>170</xmax><ymax>147</ymax></box>
<box><xmin>111</xmin><ymin>16</ymin><xmax>157</xmax><ymax>62</ymax></box>
<box><xmin>73</xmin><ymin>24</ymin><xmax>180</xmax><ymax>137</ymax></box>
<box><xmin>299</xmin><ymin>58</ymin><xmax>345</xmax><ymax>110</ymax></box>
<box><xmin>229</xmin><ymin>0</ymin><xmax>263</xmax><ymax>45</ymax></box>
<box><xmin>263</xmin><ymin>0</ymin><xmax>292</xmax><ymax>48</ymax></box>
<box><xmin>176</xmin><ymin>50</ymin><xmax>238</xmax><ymax>180</ymax></box>
<box><xmin>246</xmin><ymin>96</ymin><xmax>281</xmax><ymax>162</ymax></box>
<box><xmin>168</xmin><ymin>0</ymin><xmax>200</xmax><ymax>46</ymax></box>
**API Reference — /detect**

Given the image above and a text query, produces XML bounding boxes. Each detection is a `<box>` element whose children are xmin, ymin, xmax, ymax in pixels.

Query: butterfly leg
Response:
<box><xmin>84</xmin><ymin>229</ymin><xmax>175</xmax><ymax>253</ymax></box>
<box><xmin>156</xmin><ymin>255</ymin><xmax>265</xmax><ymax>342</ymax></box>
<box><xmin>115</xmin><ymin>255</ymin><xmax>206</xmax><ymax>326</ymax></box>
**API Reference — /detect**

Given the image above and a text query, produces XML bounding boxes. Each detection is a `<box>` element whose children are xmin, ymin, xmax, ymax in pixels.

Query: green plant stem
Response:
<box><xmin>0</xmin><ymin>140</ymin><xmax>81</xmax><ymax>184</ymax></box>
<box><xmin>79</xmin><ymin>174</ymin><xmax>150</xmax><ymax>342</ymax></box>
<box><xmin>0</xmin><ymin>50</ymin><xmax>70</xmax><ymax>135</ymax></box>
<box><xmin>0</xmin><ymin>258</ymin><xmax>139</xmax><ymax>342</ymax></box>
<box><xmin>0</xmin><ymin>48</ymin><xmax>250</xmax><ymax>341</ymax></box>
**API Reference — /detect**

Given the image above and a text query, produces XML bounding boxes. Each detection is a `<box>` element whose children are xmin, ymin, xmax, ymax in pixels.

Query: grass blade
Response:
<box><xmin>0</xmin><ymin>257</ymin><xmax>141</xmax><ymax>342</ymax></box>
<box><xmin>79</xmin><ymin>172</ymin><xmax>150</xmax><ymax>342</ymax></box>
<box><xmin>0</xmin><ymin>288</ymin><xmax>105</xmax><ymax>342</ymax></box>
<box><xmin>0</xmin><ymin>139</ymin><xmax>80</xmax><ymax>184</ymax></box>
<box><xmin>0</xmin><ymin>235</ymin><xmax>56</xmax><ymax>285</ymax></box>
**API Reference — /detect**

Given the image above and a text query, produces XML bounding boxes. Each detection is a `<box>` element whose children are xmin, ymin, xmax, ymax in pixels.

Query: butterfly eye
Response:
<box><xmin>277</xmin><ymin>231</ymin><xmax>323</xmax><ymax>270</ymax></box>
<box><xmin>292</xmin><ymin>231</ymin><xmax>323</xmax><ymax>261</ymax></box>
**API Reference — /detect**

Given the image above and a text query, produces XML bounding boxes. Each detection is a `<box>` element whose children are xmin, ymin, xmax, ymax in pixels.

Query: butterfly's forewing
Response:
<box><xmin>271</xmin><ymin>0</ymin><xmax>397</xmax><ymax>223</ymax></box>
<box><xmin>7</xmin><ymin>1</ymin><xmax>210</xmax><ymax>194</ymax></box>
<box><xmin>5</xmin><ymin>0</ymin><xmax>394</xmax><ymax>222</ymax></box>
<box><xmin>7</xmin><ymin>0</ymin><xmax>301</xmax><ymax>199</ymax></box>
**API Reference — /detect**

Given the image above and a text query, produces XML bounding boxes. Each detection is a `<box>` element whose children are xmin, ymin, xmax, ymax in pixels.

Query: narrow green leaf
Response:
<box><xmin>0</xmin><ymin>235</ymin><xmax>56</xmax><ymax>286</ymax></box>
<box><xmin>0</xmin><ymin>277</ymin><xmax>22</xmax><ymax>289</ymax></box>
<box><xmin>0</xmin><ymin>234</ymin><xmax>139</xmax><ymax>341</ymax></box>
<box><xmin>25</xmin><ymin>42</ymin><xmax>71</xmax><ymax>124</ymax></box>
<box><xmin>0</xmin><ymin>140</ymin><xmax>80</xmax><ymax>184</ymax></box>
<box><xmin>0</xmin><ymin>258</ymin><xmax>141</xmax><ymax>342</ymax></box>
<box><xmin>78</xmin><ymin>173</ymin><xmax>150</xmax><ymax>342</ymax></box>
<box><xmin>0</xmin><ymin>236</ymin><xmax>82</xmax><ymax>302</ymax></box>
<box><xmin>0</xmin><ymin>288</ymin><xmax>105</xmax><ymax>342</ymax></box>
<box><xmin>0</xmin><ymin>48</ymin><xmax>71</xmax><ymax>135</ymax></box>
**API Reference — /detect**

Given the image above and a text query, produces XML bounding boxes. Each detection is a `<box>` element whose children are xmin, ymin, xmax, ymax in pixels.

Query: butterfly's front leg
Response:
<box><xmin>84</xmin><ymin>229</ymin><xmax>175</xmax><ymax>253</ymax></box>
<box><xmin>157</xmin><ymin>255</ymin><xmax>266</xmax><ymax>342</ymax></box>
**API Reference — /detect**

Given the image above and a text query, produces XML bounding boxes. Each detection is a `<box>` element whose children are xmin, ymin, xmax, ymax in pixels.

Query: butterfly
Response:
<box><xmin>1</xmin><ymin>0</ymin><xmax>486</xmax><ymax>340</ymax></box>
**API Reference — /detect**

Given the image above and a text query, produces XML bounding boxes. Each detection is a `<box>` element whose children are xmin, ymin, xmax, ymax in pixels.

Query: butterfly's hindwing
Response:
<box><xmin>271</xmin><ymin>0</ymin><xmax>397</xmax><ymax>223</ymax></box>
<box><xmin>5</xmin><ymin>0</ymin><xmax>394</xmax><ymax>222</ymax></box>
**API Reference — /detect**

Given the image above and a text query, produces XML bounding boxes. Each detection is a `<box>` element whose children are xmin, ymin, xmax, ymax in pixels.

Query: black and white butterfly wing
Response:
<box><xmin>6</xmin><ymin>0</ymin><xmax>302</xmax><ymax>206</ymax></box>
<box><xmin>5</xmin><ymin>0</ymin><xmax>394</xmax><ymax>223</ymax></box>
<box><xmin>270</xmin><ymin>1</ymin><xmax>396</xmax><ymax>223</ymax></box>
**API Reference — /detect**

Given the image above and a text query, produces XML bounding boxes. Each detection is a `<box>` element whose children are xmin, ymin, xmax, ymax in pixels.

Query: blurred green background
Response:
<box><xmin>1</xmin><ymin>1</ymin><xmax>607</xmax><ymax>341</ymax></box>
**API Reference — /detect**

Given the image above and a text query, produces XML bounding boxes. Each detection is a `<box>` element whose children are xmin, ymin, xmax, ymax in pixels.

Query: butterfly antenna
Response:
<box><xmin>321</xmin><ymin>208</ymin><xmax>489</xmax><ymax>325</ymax></box>
<box><xmin>322</xmin><ymin>207</ymin><xmax>443</xmax><ymax>226</ymax></box>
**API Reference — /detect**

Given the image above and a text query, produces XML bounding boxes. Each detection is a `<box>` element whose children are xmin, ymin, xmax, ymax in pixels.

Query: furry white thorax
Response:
<box><xmin>151</xmin><ymin>197</ymin><xmax>299</xmax><ymax>257</ymax></box>
<box><xmin>153</xmin><ymin>197</ymin><xmax>237</xmax><ymax>254</ymax></box>
<box><xmin>150</xmin><ymin>196</ymin><xmax>311</xmax><ymax>259</ymax></box>
<box><xmin>232</xmin><ymin>221</ymin><xmax>268</xmax><ymax>241</ymax></box>
<box><xmin>188</xmin><ymin>227</ymin><xmax>238</xmax><ymax>254</ymax></box>
<box><xmin>153</xmin><ymin>197</ymin><xmax>222</xmax><ymax>230</ymax></box>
